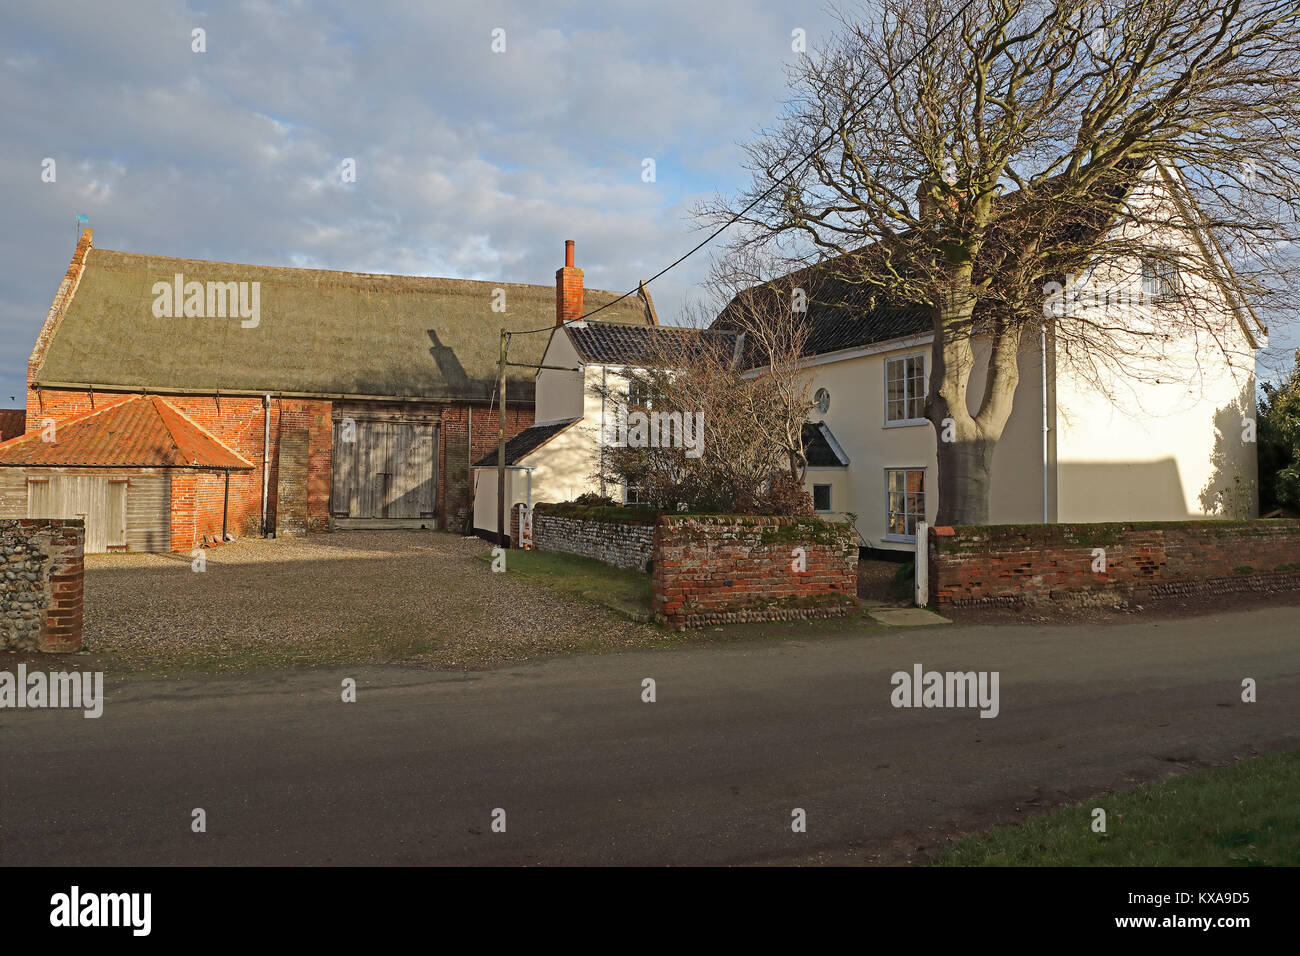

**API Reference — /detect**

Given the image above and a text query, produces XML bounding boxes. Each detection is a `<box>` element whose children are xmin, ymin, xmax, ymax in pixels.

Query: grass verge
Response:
<box><xmin>935</xmin><ymin>750</ymin><xmax>1300</xmax><ymax>866</ymax></box>
<box><xmin>479</xmin><ymin>548</ymin><xmax>655</xmax><ymax>621</ymax></box>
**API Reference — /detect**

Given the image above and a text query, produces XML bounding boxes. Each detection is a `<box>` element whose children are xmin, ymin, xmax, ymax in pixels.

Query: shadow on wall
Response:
<box><xmin>530</xmin><ymin>426</ymin><xmax>605</xmax><ymax>505</ymax></box>
<box><xmin>1056</xmin><ymin>384</ymin><xmax>1259</xmax><ymax>522</ymax></box>
<box><xmin>1057</xmin><ymin>457</ymin><xmax>1193</xmax><ymax>521</ymax></box>
<box><xmin>478</xmin><ymin>425</ymin><xmax>606</xmax><ymax>537</ymax></box>
<box><xmin>1197</xmin><ymin>387</ymin><xmax>1259</xmax><ymax>519</ymax></box>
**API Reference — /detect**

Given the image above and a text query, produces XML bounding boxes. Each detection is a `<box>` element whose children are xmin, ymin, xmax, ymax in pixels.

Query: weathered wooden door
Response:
<box><xmin>331</xmin><ymin>420</ymin><xmax>437</xmax><ymax>519</ymax></box>
<box><xmin>27</xmin><ymin>474</ymin><xmax>127</xmax><ymax>553</ymax></box>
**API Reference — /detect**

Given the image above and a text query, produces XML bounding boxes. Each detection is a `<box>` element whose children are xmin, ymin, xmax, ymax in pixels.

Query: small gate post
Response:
<box><xmin>914</xmin><ymin>520</ymin><xmax>928</xmax><ymax>607</ymax></box>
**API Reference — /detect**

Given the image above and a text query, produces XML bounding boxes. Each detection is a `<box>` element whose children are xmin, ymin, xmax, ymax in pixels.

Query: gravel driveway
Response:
<box><xmin>82</xmin><ymin>531</ymin><xmax>665</xmax><ymax>672</ymax></box>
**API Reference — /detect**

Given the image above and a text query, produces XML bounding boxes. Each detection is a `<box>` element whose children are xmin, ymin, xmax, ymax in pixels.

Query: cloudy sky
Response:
<box><xmin>1</xmin><ymin>0</ymin><xmax>843</xmax><ymax>402</ymax></box>
<box><xmin>2</xmin><ymin>0</ymin><xmax>1294</xmax><ymax>405</ymax></box>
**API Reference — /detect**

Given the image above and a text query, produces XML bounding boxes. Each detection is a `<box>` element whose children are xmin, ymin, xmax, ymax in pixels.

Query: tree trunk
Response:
<box><xmin>926</xmin><ymin>285</ymin><xmax>1024</xmax><ymax>526</ymax></box>
<box><xmin>934</xmin><ymin>428</ymin><xmax>997</xmax><ymax>525</ymax></box>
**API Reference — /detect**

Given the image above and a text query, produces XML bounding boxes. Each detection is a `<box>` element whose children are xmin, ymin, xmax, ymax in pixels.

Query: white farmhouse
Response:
<box><xmin>716</xmin><ymin>162</ymin><xmax>1264</xmax><ymax>553</ymax></box>
<box><xmin>476</xmin><ymin>163</ymin><xmax>1265</xmax><ymax>555</ymax></box>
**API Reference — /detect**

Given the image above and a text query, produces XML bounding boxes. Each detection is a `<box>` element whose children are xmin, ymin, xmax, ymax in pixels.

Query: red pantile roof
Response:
<box><xmin>0</xmin><ymin>396</ymin><xmax>254</xmax><ymax>469</ymax></box>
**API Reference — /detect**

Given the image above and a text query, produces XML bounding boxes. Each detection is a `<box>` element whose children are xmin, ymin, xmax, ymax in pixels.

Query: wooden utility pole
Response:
<box><xmin>496</xmin><ymin>329</ymin><xmax>508</xmax><ymax>547</ymax></box>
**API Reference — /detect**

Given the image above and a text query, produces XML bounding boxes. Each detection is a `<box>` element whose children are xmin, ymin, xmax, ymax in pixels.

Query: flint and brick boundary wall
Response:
<box><xmin>653</xmin><ymin>515</ymin><xmax>858</xmax><ymax>630</ymax></box>
<box><xmin>522</xmin><ymin>504</ymin><xmax>657</xmax><ymax>571</ymax></box>
<box><xmin>929</xmin><ymin>520</ymin><xmax>1300</xmax><ymax>608</ymax></box>
<box><xmin>0</xmin><ymin>518</ymin><xmax>84</xmax><ymax>652</ymax></box>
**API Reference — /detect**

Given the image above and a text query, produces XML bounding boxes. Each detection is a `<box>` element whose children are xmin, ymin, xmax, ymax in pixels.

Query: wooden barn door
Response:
<box><xmin>331</xmin><ymin>420</ymin><xmax>438</xmax><ymax>520</ymax></box>
<box><xmin>27</xmin><ymin>474</ymin><xmax>127</xmax><ymax>553</ymax></box>
<box><xmin>384</xmin><ymin>423</ymin><xmax>437</xmax><ymax>518</ymax></box>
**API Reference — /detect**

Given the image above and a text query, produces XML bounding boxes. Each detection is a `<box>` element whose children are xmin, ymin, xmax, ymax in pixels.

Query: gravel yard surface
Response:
<box><xmin>81</xmin><ymin>531</ymin><xmax>667</xmax><ymax>673</ymax></box>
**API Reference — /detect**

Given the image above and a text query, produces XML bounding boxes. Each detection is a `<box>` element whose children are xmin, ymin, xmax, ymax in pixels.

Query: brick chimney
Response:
<box><xmin>556</xmin><ymin>239</ymin><xmax>583</xmax><ymax>325</ymax></box>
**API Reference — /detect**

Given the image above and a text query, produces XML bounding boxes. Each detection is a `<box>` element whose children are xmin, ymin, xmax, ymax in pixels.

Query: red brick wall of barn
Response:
<box><xmin>169</xmin><ymin>473</ymin><xmax>197</xmax><ymax>552</ymax></box>
<box><xmin>0</xmin><ymin>409</ymin><xmax>25</xmax><ymax>441</ymax></box>
<box><xmin>27</xmin><ymin>388</ymin><xmax>293</xmax><ymax>550</ymax></box>
<box><xmin>273</xmin><ymin>399</ymin><xmax>334</xmax><ymax>533</ymax></box>
<box><xmin>25</xmin><ymin>387</ymin><xmax>534</xmax><ymax>545</ymax></box>
<box><xmin>438</xmin><ymin>403</ymin><xmax>533</xmax><ymax>532</ymax></box>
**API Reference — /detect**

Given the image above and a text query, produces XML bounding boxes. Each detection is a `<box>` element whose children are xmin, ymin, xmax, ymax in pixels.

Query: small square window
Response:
<box><xmin>626</xmin><ymin>378</ymin><xmax>653</xmax><ymax>409</ymax></box>
<box><xmin>812</xmin><ymin>484</ymin><xmax>832</xmax><ymax>512</ymax></box>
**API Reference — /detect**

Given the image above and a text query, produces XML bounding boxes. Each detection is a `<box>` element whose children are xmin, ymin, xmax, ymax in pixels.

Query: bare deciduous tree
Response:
<box><xmin>705</xmin><ymin>249</ymin><xmax>817</xmax><ymax>483</ymax></box>
<box><xmin>699</xmin><ymin>0</ymin><xmax>1300</xmax><ymax>524</ymax></box>
<box><xmin>590</xmin><ymin>266</ymin><xmax>818</xmax><ymax>513</ymax></box>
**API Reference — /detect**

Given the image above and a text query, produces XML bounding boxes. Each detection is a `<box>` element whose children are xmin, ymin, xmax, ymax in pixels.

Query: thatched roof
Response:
<box><xmin>31</xmin><ymin>241</ymin><xmax>653</xmax><ymax>403</ymax></box>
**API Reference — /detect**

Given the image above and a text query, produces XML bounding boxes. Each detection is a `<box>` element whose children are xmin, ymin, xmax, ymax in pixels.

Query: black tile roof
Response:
<box><xmin>801</xmin><ymin>300</ymin><xmax>930</xmax><ymax>356</ymax></box>
<box><xmin>474</xmin><ymin>418</ymin><xmax>580</xmax><ymax>467</ymax></box>
<box><xmin>715</xmin><ymin>269</ymin><xmax>931</xmax><ymax>369</ymax></box>
<box><xmin>566</xmin><ymin>321</ymin><xmax>740</xmax><ymax>367</ymax></box>
<box><xmin>713</xmin><ymin>160</ymin><xmax>1156</xmax><ymax>368</ymax></box>
<box><xmin>802</xmin><ymin>421</ymin><xmax>850</xmax><ymax>467</ymax></box>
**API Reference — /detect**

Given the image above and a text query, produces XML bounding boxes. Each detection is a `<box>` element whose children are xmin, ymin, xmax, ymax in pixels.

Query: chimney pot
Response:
<box><xmin>565</xmin><ymin>239</ymin><xmax>575</xmax><ymax>268</ymax></box>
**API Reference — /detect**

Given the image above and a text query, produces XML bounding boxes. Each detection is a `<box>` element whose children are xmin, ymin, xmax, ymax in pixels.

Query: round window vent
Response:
<box><xmin>814</xmin><ymin>387</ymin><xmax>830</xmax><ymax>414</ymax></box>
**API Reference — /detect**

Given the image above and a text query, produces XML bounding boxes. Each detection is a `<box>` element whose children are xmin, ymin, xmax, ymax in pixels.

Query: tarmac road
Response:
<box><xmin>2</xmin><ymin>605</ymin><xmax>1296</xmax><ymax>865</ymax></box>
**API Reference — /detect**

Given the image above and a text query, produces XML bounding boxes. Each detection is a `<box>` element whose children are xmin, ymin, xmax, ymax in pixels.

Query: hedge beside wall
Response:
<box><xmin>929</xmin><ymin>519</ymin><xmax>1300</xmax><ymax>608</ymax></box>
<box><xmin>653</xmin><ymin>515</ymin><xmax>858</xmax><ymax>630</ymax></box>
<box><xmin>0</xmin><ymin>518</ymin><xmax>85</xmax><ymax>652</ymax></box>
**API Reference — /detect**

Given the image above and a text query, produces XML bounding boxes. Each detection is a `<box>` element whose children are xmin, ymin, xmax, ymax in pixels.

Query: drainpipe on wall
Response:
<box><xmin>599</xmin><ymin>367</ymin><xmax>607</xmax><ymax>498</ymax></box>
<box><xmin>1041</xmin><ymin>321</ymin><xmax>1049</xmax><ymax>524</ymax></box>
<box><xmin>464</xmin><ymin>406</ymin><xmax>474</xmax><ymax>536</ymax></box>
<box><xmin>222</xmin><ymin>469</ymin><xmax>230</xmax><ymax>542</ymax></box>
<box><xmin>261</xmin><ymin>393</ymin><xmax>272</xmax><ymax>536</ymax></box>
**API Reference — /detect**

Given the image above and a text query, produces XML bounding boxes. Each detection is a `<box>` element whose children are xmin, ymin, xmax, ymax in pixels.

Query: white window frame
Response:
<box><xmin>625</xmin><ymin>373</ymin><xmax>656</xmax><ymax>410</ymax></box>
<box><xmin>883</xmin><ymin>467</ymin><xmax>926</xmax><ymax>542</ymax></box>
<box><xmin>1141</xmin><ymin>257</ymin><xmax>1182</xmax><ymax>301</ymax></box>
<box><xmin>812</xmin><ymin>483</ymin><xmax>833</xmax><ymax>513</ymax></box>
<box><xmin>883</xmin><ymin>353</ymin><xmax>927</xmax><ymax>426</ymax></box>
